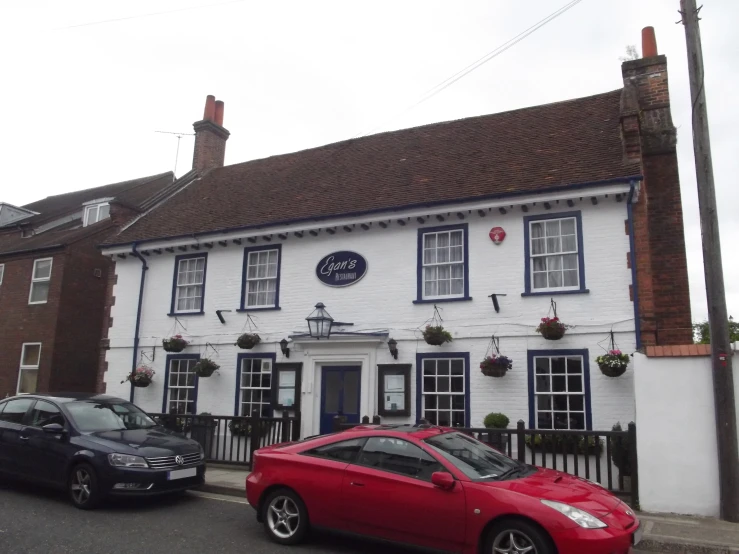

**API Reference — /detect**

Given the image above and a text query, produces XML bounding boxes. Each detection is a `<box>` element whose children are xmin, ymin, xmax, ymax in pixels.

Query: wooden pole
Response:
<box><xmin>680</xmin><ymin>0</ymin><xmax>739</xmax><ymax>522</ymax></box>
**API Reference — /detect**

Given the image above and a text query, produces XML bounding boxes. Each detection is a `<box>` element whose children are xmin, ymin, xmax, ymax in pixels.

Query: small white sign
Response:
<box><xmin>168</xmin><ymin>467</ymin><xmax>197</xmax><ymax>480</ymax></box>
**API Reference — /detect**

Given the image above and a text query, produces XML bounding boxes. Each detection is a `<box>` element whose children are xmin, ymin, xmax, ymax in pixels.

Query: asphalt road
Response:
<box><xmin>0</xmin><ymin>478</ymin><xmax>655</xmax><ymax>554</ymax></box>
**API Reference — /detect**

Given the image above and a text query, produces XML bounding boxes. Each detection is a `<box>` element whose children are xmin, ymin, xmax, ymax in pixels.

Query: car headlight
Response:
<box><xmin>108</xmin><ymin>453</ymin><xmax>149</xmax><ymax>468</ymax></box>
<box><xmin>541</xmin><ymin>499</ymin><xmax>607</xmax><ymax>529</ymax></box>
<box><xmin>198</xmin><ymin>443</ymin><xmax>205</xmax><ymax>460</ymax></box>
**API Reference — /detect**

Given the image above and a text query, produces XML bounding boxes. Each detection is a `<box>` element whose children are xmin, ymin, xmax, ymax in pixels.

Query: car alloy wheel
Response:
<box><xmin>68</xmin><ymin>463</ymin><xmax>100</xmax><ymax>509</ymax></box>
<box><xmin>492</xmin><ymin>530</ymin><xmax>537</xmax><ymax>553</ymax></box>
<box><xmin>267</xmin><ymin>495</ymin><xmax>300</xmax><ymax>539</ymax></box>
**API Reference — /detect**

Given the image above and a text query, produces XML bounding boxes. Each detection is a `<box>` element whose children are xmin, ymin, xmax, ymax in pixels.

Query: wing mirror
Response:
<box><xmin>42</xmin><ymin>423</ymin><xmax>66</xmax><ymax>435</ymax></box>
<box><xmin>431</xmin><ymin>471</ymin><xmax>455</xmax><ymax>490</ymax></box>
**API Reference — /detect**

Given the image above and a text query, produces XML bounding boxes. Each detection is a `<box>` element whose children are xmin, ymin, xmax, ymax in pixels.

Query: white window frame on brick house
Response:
<box><xmin>415</xmin><ymin>224</ymin><xmax>470</xmax><ymax>303</ymax></box>
<box><xmin>169</xmin><ymin>253</ymin><xmax>208</xmax><ymax>315</ymax></box>
<box><xmin>523</xmin><ymin>212</ymin><xmax>587</xmax><ymax>296</ymax></box>
<box><xmin>235</xmin><ymin>354</ymin><xmax>275</xmax><ymax>418</ymax></box>
<box><xmin>83</xmin><ymin>202</ymin><xmax>110</xmax><ymax>227</ymax></box>
<box><xmin>17</xmin><ymin>342</ymin><xmax>42</xmax><ymax>395</ymax></box>
<box><xmin>416</xmin><ymin>353</ymin><xmax>470</xmax><ymax>427</ymax></box>
<box><xmin>239</xmin><ymin>245</ymin><xmax>281</xmax><ymax>311</ymax></box>
<box><xmin>528</xmin><ymin>350</ymin><xmax>592</xmax><ymax>430</ymax></box>
<box><xmin>0</xmin><ymin>263</ymin><xmax>4</xmax><ymax>285</ymax></box>
<box><xmin>28</xmin><ymin>258</ymin><xmax>53</xmax><ymax>305</ymax></box>
<box><xmin>162</xmin><ymin>356</ymin><xmax>199</xmax><ymax>414</ymax></box>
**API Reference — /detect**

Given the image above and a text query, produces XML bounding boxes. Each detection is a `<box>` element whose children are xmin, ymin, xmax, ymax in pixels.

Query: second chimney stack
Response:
<box><xmin>192</xmin><ymin>95</ymin><xmax>230</xmax><ymax>172</ymax></box>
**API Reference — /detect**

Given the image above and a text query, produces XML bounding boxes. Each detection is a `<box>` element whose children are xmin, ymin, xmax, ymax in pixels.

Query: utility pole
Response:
<box><xmin>680</xmin><ymin>0</ymin><xmax>739</xmax><ymax>522</ymax></box>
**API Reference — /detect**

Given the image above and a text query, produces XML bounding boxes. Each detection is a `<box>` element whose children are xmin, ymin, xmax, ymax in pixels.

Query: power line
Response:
<box><xmin>353</xmin><ymin>0</ymin><xmax>585</xmax><ymax>139</ymax></box>
<box><xmin>51</xmin><ymin>0</ymin><xmax>246</xmax><ymax>31</ymax></box>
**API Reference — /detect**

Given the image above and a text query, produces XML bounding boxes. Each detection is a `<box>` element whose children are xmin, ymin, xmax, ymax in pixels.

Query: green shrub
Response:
<box><xmin>610</xmin><ymin>422</ymin><xmax>632</xmax><ymax>476</ymax></box>
<box><xmin>483</xmin><ymin>413</ymin><xmax>510</xmax><ymax>429</ymax></box>
<box><xmin>525</xmin><ymin>434</ymin><xmax>603</xmax><ymax>455</ymax></box>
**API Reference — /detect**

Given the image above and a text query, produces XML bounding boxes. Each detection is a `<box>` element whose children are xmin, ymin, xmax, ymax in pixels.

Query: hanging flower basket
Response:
<box><xmin>236</xmin><ymin>333</ymin><xmax>261</xmax><ymax>350</ymax></box>
<box><xmin>596</xmin><ymin>350</ymin><xmax>630</xmax><ymax>377</ymax></box>
<box><xmin>480</xmin><ymin>355</ymin><xmax>512</xmax><ymax>377</ymax></box>
<box><xmin>122</xmin><ymin>366</ymin><xmax>155</xmax><ymax>387</ymax></box>
<box><xmin>422</xmin><ymin>325</ymin><xmax>453</xmax><ymax>346</ymax></box>
<box><xmin>162</xmin><ymin>335</ymin><xmax>188</xmax><ymax>352</ymax></box>
<box><xmin>536</xmin><ymin>317</ymin><xmax>567</xmax><ymax>340</ymax></box>
<box><xmin>194</xmin><ymin>358</ymin><xmax>220</xmax><ymax>378</ymax></box>
<box><xmin>228</xmin><ymin>419</ymin><xmax>251</xmax><ymax>437</ymax></box>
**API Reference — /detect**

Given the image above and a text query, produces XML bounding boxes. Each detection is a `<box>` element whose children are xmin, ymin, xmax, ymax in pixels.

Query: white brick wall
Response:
<box><xmin>105</xmin><ymin>199</ymin><xmax>637</xmax><ymax>437</ymax></box>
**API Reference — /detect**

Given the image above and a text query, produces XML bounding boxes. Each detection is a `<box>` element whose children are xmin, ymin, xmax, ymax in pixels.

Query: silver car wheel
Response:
<box><xmin>267</xmin><ymin>495</ymin><xmax>300</xmax><ymax>539</ymax></box>
<box><xmin>493</xmin><ymin>529</ymin><xmax>536</xmax><ymax>554</ymax></box>
<box><xmin>71</xmin><ymin>468</ymin><xmax>92</xmax><ymax>505</ymax></box>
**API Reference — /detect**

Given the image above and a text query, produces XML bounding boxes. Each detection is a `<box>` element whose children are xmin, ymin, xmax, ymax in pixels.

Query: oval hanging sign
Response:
<box><xmin>316</xmin><ymin>251</ymin><xmax>368</xmax><ymax>287</ymax></box>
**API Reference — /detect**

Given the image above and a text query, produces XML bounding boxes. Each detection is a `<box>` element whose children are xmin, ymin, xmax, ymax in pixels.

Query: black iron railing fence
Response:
<box><xmin>148</xmin><ymin>412</ymin><xmax>300</xmax><ymax>467</ymax></box>
<box><xmin>335</xmin><ymin>416</ymin><xmax>638</xmax><ymax>508</ymax></box>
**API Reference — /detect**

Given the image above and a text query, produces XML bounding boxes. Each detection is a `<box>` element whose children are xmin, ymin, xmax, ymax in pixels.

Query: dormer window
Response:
<box><xmin>83</xmin><ymin>203</ymin><xmax>110</xmax><ymax>226</ymax></box>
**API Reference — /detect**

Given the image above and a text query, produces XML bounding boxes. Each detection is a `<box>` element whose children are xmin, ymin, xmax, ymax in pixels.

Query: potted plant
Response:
<box><xmin>191</xmin><ymin>412</ymin><xmax>216</xmax><ymax>456</ymax></box>
<box><xmin>536</xmin><ymin>316</ymin><xmax>567</xmax><ymax>340</ymax></box>
<box><xmin>160</xmin><ymin>411</ymin><xmax>192</xmax><ymax>434</ymax></box>
<box><xmin>236</xmin><ymin>333</ymin><xmax>261</xmax><ymax>350</ymax></box>
<box><xmin>228</xmin><ymin>418</ymin><xmax>251</xmax><ymax>437</ymax></box>
<box><xmin>422</xmin><ymin>325</ymin><xmax>453</xmax><ymax>346</ymax></box>
<box><xmin>596</xmin><ymin>349</ymin><xmax>630</xmax><ymax>377</ymax></box>
<box><xmin>525</xmin><ymin>434</ymin><xmax>604</xmax><ymax>455</ymax></box>
<box><xmin>162</xmin><ymin>334</ymin><xmax>188</xmax><ymax>352</ymax></box>
<box><xmin>121</xmin><ymin>365</ymin><xmax>154</xmax><ymax>387</ymax></box>
<box><xmin>480</xmin><ymin>355</ymin><xmax>512</xmax><ymax>377</ymax></box>
<box><xmin>193</xmin><ymin>358</ymin><xmax>220</xmax><ymax>377</ymax></box>
<box><xmin>482</xmin><ymin>412</ymin><xmax>510</xmax><ymax>450</ymax></box>
<box><xmin>610</xmin><ymin>422</ymin><xmax>632</xmax><ymax>491</ymax></box>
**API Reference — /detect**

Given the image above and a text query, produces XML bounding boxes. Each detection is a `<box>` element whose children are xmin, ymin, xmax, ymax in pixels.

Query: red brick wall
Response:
<box><xmin>51</xmin><ymin>232</ymin><xmax>114</xmax><ymax>393</ymax></box>
<box><xmin>192</xmin><ymin>120</ymin><xmax>229</xmax><ymax>171</ymax></box>
<box><xmin>0</xmin><ymin>251</ymin><xmax>65</xmax><ymax>397</ymax></box>
<box><xmin>96</xmin><ymin>263</ymin><xmax>117</xmax><ymax>393</ymax></box>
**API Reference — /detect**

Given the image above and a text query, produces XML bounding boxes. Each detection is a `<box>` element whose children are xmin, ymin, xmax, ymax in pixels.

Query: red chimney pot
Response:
<box><xmin>203</xmin><ymin>95</ymin><xmax>216</xmax><ymax>121</ymax></box>
<box><xmin>642</xmin><ymin>26</ymin><xmax>658</xmax><ymax>58</ymax></box>
<box><xmin>214</xmin><ymin>100</ymin><xmax>224</xmax><ymax>126</ymax></box>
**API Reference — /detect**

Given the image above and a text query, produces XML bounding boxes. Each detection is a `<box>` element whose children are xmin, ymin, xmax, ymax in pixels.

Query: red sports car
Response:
<box><xmin>246</xmin><ymin>424</ymin><xmax>642</xmax><ymax>554</ymax></box>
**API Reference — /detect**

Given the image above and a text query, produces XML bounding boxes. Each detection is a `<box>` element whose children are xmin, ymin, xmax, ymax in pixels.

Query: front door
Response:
<box><xmin>320</xmin><ymin>366</ymin><xmax>361</xmax><ymax>435</ymax></box>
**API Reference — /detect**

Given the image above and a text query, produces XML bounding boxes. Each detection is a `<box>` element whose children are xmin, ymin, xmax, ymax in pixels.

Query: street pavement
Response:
<box><xmin>0</xmin><ymin>478</ymin><xmax>656</xmax><ymax>554</ymax></box>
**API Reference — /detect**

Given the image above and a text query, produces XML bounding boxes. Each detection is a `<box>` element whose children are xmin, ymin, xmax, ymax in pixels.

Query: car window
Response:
<box><xmin>357</xmin><ymin>437</ymin><xmax>443</xmax><ymax>481</ymax></box>
<box><xmin>303</xmin><ymin>438</ymin><xmax>367</xmax><ymax>463</ymax></box>
<box><xmin>27</xmin><ymin>400</ymin><xmax>65</xmax><ymax>428</ymax></box>
<box><xmin>0</xmin><ymin>398</ymin><xmax>34</xmax><ymax>424</ymax></box>
<box><xmin>66</xmin><ymin>401</ymin><xmax>157</xmax><ymax>432</ymax></box>
<box><xmin>425</xmin><ymin>431</ymin><xmax>521</xmax><ymax>481</ymax></box>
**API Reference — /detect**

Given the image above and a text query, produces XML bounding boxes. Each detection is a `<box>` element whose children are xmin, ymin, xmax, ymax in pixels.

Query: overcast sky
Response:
<box><xmin>1</xmin><ymin>0</ymin><xmax>736</xmax><ymax>323</ymax></box>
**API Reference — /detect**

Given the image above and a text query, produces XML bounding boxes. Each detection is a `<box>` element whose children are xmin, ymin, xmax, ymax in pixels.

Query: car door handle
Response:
<box><xmin>350</xmin><ymin>481</ymin><xmax>365</xmax><ymax>487</ymax></box>
<box><xmin>19</xmin><ymin>436</ymin><xmax>29</xmax><ymax>441</ymax></box>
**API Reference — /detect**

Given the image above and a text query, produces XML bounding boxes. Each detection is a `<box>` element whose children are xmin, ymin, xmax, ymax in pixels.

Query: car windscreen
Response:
<box><xmin>424</xmin><ymin>431</ymin><xmax>523</xmax><ymax>481</ymax></box>
<box><xmin>65</xmin><ymin>401</ymin><xmax>157</xmax><ymax>432</ymax></box>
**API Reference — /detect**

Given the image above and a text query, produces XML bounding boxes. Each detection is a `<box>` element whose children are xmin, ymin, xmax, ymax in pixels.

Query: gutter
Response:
<box><xmin>129</xmin><ymin>242</ymin><xmax>149</xmax><ymax>403</ymax></box>
<box><xmin>627</xmin><ymin>181</ymin><xmax>642</xmax><ymax>349</ymax></box>
<box><xmin>0</xmin><ymin>244</ymin><xmax>65</xmax><ymax>260</ymax></box>
<box><xmin>101</xmin><ymin>175</ymin><xmax>643</xmax><ymax>250</ymax></box>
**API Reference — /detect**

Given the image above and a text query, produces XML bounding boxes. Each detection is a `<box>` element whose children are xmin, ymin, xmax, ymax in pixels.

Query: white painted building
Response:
<box><xmin>100</xmin><ymin>37</ymin><xmax>693</xmax><ymax>443</ymax></box>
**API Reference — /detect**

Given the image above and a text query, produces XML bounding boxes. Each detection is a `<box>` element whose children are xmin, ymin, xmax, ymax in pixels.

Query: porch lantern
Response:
<box><xmin>306</xmin><ymin>302</ymin><xmax>334</xmax><ymax>339</ymax></box>
<box><xmin>388</xmin><ymin>338</ymin><xmax>398</xmax><ymax>360</ymax></box>
<box><xmin>280</xmin><ymin>338</ymin><xmax>290</xmax><ymax>358</ymax></box>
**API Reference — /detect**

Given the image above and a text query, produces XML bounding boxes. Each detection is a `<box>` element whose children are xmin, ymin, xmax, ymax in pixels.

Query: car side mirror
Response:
<box><xmin>42</xmin><ymin>423</ymin><xmax>66</xmax><ymax>435</ymax></box>
<box><xmin>431</xmin><ymin>471</ymin><xmax>455</xmax><ymax>490</ymax></box>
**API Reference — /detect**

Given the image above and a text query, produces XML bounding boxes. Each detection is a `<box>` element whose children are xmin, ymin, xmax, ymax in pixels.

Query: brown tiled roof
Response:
<box><xmin>0</xmin><ymin>172</ymin><xmax>173</xmax><ymax>256</ymax></box>
<box><xmin>108</xmin><ymin>89</ymin><xmax>641</xmax><ymax>245</ymax></box>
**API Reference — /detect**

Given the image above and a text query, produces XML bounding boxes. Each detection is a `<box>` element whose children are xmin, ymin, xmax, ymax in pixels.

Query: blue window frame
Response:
<box><xmin>238</xmin><ymin>245</ymin><xmax>282</xmax><ymax>311</ymax></box>
<box><xmin>415</xmin><ymin>223</ymin><xmax>471</xmax><ymax>303</ymax></box>
<box><xmin>162</xmin><ymin>354</ymin><xmax>200</xmax><ymax>414</ymax></box>
<box><xmin>169</xmin><ymin>253</ymin><xmax>208</xmax><ymax>315</ymax></box>
<box><xmin>234</xmin><ymin>353</ymin><xmax>277</xmax><ymax>417</ymax></box>
<box><xmin>522</xmin><ymin>211</ymin><xmax>588</xmax><ymax>296</ymax></box>
<box><xmin>527</xmin><ymin>349</ymin><xmax>592</xmax><ymax>430</ymax></box>
<box><xmin>416</xmin><ymin>352</ymin><xmax>470</xmax><ymax>427</ymax></box>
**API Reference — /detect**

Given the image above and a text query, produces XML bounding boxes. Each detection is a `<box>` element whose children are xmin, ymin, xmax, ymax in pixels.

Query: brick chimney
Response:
<box><xmin>192</xmin><ymin>95</ymin><xmax>230</xmax><ymax>172</ymax></box>
<box><xmin>621</xmin><ymin>26</ymin><xmax>693</xmax><ymax>346</ymax></box>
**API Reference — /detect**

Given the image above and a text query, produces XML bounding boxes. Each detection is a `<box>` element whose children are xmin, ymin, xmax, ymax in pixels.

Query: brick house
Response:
<box><xmin>99</xmin><ymin>28</ymin><xmax>691</xmax><ymax>439</ymax></box>
<box><xmin>0</xmin><ymin>172</ymin><xmax>184</xmax><ymax>397</ymax></box>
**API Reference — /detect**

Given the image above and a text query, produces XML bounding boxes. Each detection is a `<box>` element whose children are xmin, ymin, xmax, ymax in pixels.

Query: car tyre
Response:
<box><xmin>262</xmin><ymin>488</ymin><xmax>309</xmax><ymax>545</ymax></box>
<box><xmin>68</xmin><ymin>463</ymin><xmax>102</xmax><ymax>510</ymax></box>
<box><xmin>485</xmin><ymin>518</ymin><xmax>554</xmax><ymax>554</ymax></box>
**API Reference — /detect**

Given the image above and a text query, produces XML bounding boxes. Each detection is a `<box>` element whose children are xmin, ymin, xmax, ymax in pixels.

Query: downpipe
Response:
<box><xmin>130</xmin><ymin>242</ymin><xmax>149</xmax><ymax>403</ymax></box>
<box><xmin>626</xmin><ymin>181</ymin><xmax>641</xmax><ymax>349</ymax></box>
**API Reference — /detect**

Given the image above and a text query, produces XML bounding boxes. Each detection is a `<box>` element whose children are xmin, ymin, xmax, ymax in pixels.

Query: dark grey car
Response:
<box><xmin>0</xmin><ymin>393</ymin><xmax>205</xmax><ymax>509</ymax></box>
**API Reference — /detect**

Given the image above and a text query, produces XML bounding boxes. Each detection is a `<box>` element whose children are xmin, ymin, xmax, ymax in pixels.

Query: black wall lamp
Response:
<box><xmin>306</xmin><ymin>303</ymin><xmax>353</xmax><ymax>339</ymax></box>
<box><xmin>487</xmin><ymin>293</ymin><xmax>507</xmax><ymax>313</ymax></box>
<box><xmin>280</xmin><ymin>338</ymin><xmax>290</xmax><ymax>358</ymax></box>
<box><xmin>388</xmin><ymin>338</ymin><xmax>398</xmax><ymax>360</ymax></box>
<box><xmin>215</xmin><ymin>309</ymin><xmax>232</xmax><ymax>324</ymax></box>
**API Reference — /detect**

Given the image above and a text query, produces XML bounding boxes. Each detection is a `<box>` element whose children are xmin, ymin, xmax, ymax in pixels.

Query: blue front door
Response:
<box><xmin>320</xmin><ymin>367</ymin><xmax>361</xmax><ymax>435</ymax></box>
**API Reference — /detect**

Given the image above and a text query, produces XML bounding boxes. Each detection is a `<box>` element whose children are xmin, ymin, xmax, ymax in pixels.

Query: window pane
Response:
<box><xmin>22</xmin><ymin>344</ymin><xmax>41</xmax><ymax>367</ymax></box>
<box><xmin>567</xmin><ymin>375</ymin><xmax>583</xmax><ymax>393</ymax></box>
<box><xmin>536</xmin><ymin>375</ymin><xmax>550</xmax><ymax>392</ymax></box>
<box><xmin>561</xmin><ymin>218</ymin><xmax>576</xmax><ymax>235</ymax></box>
<box><xmin>324</xmin><ymin>371</ymin><xmax>341</xmax><ymax>413</ymax></box>
<box><xmin>537</xmin><ymin>412</ymin><xmax>552</xmax><ymax>429</ymax></box>
<box><xmin>562</xmin><ymin>235</ymin><xmax>577</xmax><ymax>252</ymax></box>
<box><xmin>569</xmin><ymin>396</ymin><xmax>584</xmax><ymax>411</ymax></box>
<box><xmin>563</xmin><ymin>254</ymin><xmax>578</xmax><ymax>269</ymax></box>
<box><xmin>307</xmin><ymin>438</ymin><xmax>366</xmax><ymax>463</ymax></box>
<box><xmin>531</xmin><ymin>237</ymin><xmax>546</xmax><ymax>255</ymax></box>
<box><xmin>571</xmin><ymin>413</ymin><xmax>585</xmax><ymax>430</ymax></box>
<box><xmin>343</xmin><ymin>371</ymin><xmax>360</xmax><ymax>415</ymax></box>
<box><xmin>33</xmin><ymin>259</ymin><xmax>52</xmax><ymax>279</ymax></box>
<box><xmin>552</xmin><ymin>376</ymin><xmax>566</xmax><ymax>392</ymax></box>
<box><xmin>30</xmin><ymin>282</ymin><xmax>50</xmax><ymax>303</ymax></box>
<box><xmin>358</xmin><ymin>437</ymin><xmax>437</xmax><ymax>479</ymax></box>
<box><xmin>535</xmin><ymin>358</ymin><xmax>549</xmax><ymax>374</ymax></box>
<box><xmin>0</xmin><ymin>398</ymin><xmax>34</xmax><ymax>423</ymax></box>
<box><xmin>533</xmin><ymin>272</ymin><xmax>547</xmax><ymax>289</ymax></box>
<box><xmin>567</xmin><ymin>358</ymin><xmax>582</xmax><ymax>373</ymax></box>
<box><xmin>545</xmin><ymin>220</ymin><xmax>560</xmax><ymax>237</ymax></box>
<box><xmin>18</xmin><ymin>369</ymin><xmax>38</xmax><ymax>394</ymax></box>
<box><xmin>29</xmin><ymin>400</ymin><xmax>63</xmax><ymax>427</ymax></box>
<box><xmin>99</xmin><ymin>204</ymin><xmax>110</xmax><ymax>220</ymax></box>
<box><xmin>563</xmin><ymin>270</ymin><xmax>579</xmax><ymax>287</ymax></box>
<box><xmin>551</xmin><ymin>358</ymin><xmax>566</xmax><ymax>374</ymax></box>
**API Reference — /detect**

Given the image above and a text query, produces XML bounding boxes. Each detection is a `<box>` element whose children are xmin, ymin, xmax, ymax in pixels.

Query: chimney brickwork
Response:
<box><xmin>192</xmin><ymin>95</ymin><xmax>230</xmax><ymax>172</ymax></box>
